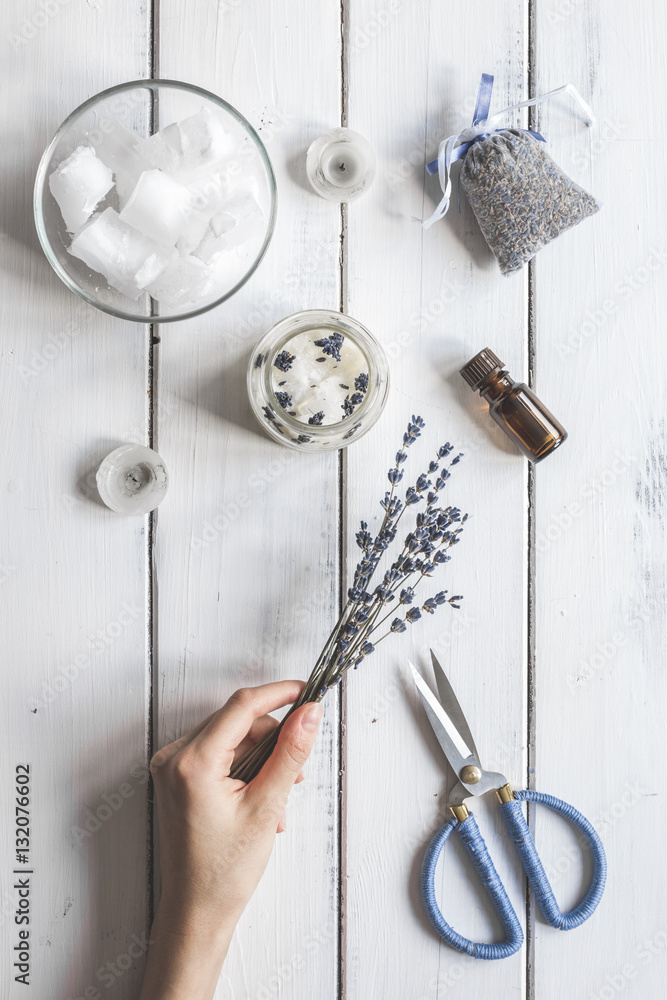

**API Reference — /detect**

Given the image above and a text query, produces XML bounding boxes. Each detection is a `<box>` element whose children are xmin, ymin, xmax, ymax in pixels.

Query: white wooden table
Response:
<box><xmin>2</xmin><ymin>2</ymin><xmax>665</xmax><ymax>998</ymax></box>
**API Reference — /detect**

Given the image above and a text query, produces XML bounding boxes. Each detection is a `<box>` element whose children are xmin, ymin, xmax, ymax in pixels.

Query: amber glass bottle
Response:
<box><xmin>460</xmin><ymin>348</ymin><xmax>567</xmax><ymax>462</ymax></box>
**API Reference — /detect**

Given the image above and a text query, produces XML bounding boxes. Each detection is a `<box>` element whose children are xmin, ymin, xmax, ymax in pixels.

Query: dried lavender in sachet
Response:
<box><xmin>424</xmin><ymin>74</ymin><xmax>600</xmax><ymax>275</ymax></box>
<box><xmin>460</xmin><ymin>129</ymin><xmax>598</xmax><ymax>274</ymax></box>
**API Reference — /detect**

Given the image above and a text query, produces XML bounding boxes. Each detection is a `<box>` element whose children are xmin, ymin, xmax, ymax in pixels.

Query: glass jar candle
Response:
<box><xmin>248</xmin><ymin>309</ymin><xmax>390</xmax><ymax>452</ymax></box>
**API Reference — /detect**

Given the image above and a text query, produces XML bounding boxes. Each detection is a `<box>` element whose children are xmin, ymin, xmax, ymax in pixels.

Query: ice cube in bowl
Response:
<box><xmin>34</xmin><ymin>80</ymin><xmax>277</xmax><ymax>323</ymax></box>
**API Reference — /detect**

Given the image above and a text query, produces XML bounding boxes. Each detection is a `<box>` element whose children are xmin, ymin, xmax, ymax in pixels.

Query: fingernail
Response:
<box><xmin>301</xmin><ymin>702</ymin><xmax>323</xmax><ymax>732</ymax></box>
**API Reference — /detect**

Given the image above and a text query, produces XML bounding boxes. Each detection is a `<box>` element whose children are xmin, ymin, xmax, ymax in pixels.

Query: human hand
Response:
<box><xmin>139</xmin><ymin>680</ymin><xmax>323</xmax><ymax>1000</ymax></box>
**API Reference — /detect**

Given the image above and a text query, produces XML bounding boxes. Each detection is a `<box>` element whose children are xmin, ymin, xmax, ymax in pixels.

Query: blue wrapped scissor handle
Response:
<box><xmin>420</xmin><ymin>788</ymin><xmax>607</xmax><ymax>960</ymax></box>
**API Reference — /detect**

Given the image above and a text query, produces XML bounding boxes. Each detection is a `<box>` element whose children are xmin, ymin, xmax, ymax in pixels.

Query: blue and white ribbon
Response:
<box><xmin>422</xmin><ymin>73</ymin><xmax>595</xmax><ymax>229</ymax></box>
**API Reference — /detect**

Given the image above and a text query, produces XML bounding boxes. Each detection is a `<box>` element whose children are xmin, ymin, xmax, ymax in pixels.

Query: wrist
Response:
<box><xmin>139</xmin><ymin>902</ymin><xmax>234</xmax><ymax>1000</ymax></box>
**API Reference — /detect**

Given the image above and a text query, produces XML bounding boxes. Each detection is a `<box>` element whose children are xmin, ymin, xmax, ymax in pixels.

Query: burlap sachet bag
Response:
<box><xmin>460</xmin><ymin>128</ymin><xmax>599</xmax><ymax>274</ymax></box>
<box><xmin>424</xmin><ymin>75</ymin><xmax>600</xmax><ymax>274</ymax></box>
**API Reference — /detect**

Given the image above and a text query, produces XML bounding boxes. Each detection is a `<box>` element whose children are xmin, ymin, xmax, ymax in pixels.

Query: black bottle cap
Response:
<box><xmin>459</xmin><ymin>348</ymin><xmax>504</xmax><ymax>390</ymax></box>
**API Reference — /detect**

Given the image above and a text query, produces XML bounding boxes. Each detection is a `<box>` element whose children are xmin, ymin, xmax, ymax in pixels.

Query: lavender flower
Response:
<box><xmin>314</xmin><ymin>332</ymin><xmax>344</xmax><ymax>362</ymax></box>
<box><xmin>275</xmin><ymin>391</ymin><xmax>293</xmax><ymax>410</ymax></box>
<box><xmin>355</xmin><ymin>372</ymin><xmax>369</xmax><ymax>393</ymax></box>
<box><xmin>229</xmin><ymin>416</ymin><xmax>466</xmax><ymax>784</ymax></box>
<box><xmin>274</xmin><ymin>350</ymin><xmax>295</xmax><ymax>373</ymax></box>
<box><xmin>356</xmin><ymin>521</ymin><xmax>373</xmax><ymax>552</ymax></box>
<box><xmin>308</xmin><ymin>411</ymin><xmax>325</xmax><ymax>426</ymax></box>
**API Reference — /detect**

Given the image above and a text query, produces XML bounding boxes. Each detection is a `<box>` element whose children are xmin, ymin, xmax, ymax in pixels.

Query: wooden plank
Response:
<box><xmin>532</xmin><ymin>2</ymin><xmax>667</xmax><ymax>997</ymax></box>
<box><xmin>344</xmin><ymin>4</ymin><xmax>530</xmax><ymax>998</ymax></box>
<box><xmin>154</xmin><ymin>2</ymin><xmax>342</xmax><ymax>998</ymax></box>
<box><xmin>0</xmin><ymin>4</ymin><xmax>152</xmax><ymax>999</ymax></box>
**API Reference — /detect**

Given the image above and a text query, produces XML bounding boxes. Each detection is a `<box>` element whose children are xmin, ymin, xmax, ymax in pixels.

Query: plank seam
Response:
<box><xmin>146</xmin><ymin>0</ymin><xmax>160</xmax><ymax>941</ymax></box>
<box><xmin>338</xmin><ymin>1</ymin><xmax>349</xmax><ymax>997</ymax></box>
<box><xmin>526</xmin><ymin>1</ymin><xmax>537</xmax><ymax>996</ymax></box>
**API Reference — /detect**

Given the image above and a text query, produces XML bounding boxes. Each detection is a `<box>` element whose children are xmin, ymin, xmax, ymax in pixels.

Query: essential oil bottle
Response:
<box><xmin>460</xmin><ymin>348</ymin><xmax>567</xmax><ymax>462</ymax></box>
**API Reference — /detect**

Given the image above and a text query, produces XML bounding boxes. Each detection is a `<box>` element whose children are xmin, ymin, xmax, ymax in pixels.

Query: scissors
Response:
<box><xmin>409</xmin><ymin>651</ymin><xmax>607</xmax><ymax>960</ymax></box>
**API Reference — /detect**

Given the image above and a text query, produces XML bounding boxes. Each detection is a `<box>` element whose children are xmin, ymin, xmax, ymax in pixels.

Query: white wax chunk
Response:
<box><xmin>190</xmin><ymin>222</ymin><xmax>225</xmax><ymax>263</ymax></box>
<box><xmin>176</xmin><ymin>170</ymin><xmax>235</xmax><ymax>255</ymax></box>
<box><xmin>119</xmin><ymin>169</ymin><xmax>194</xmax><ymax>247</ymax></box>
<box><xmin>270</xmin><ymin>331</ymin><xmax>369</xmax><ymax>426</ymax></box>
<box><xmin>220</xmin><ymin>186</ymin><xmax>265</xmax><ymax>248</ymax></box>
<box><xmin>192</xmin><ymin>214</ymin><xmax>262</xmax><ymax>262</ymax></box>
<box><xmin>175</xmin><ymin>209</ymin><xmax>213</xmax><ymax>257</ymax></box>
<box><xmin>187</xmin><ymin>169</ymin><xmax>231</xmax><ymax>217</ymax></box>
<box><xmin>211</xmin><ymin>212</ymin><xmax>237</xmax><ymax>238</ymax></box>
<box><xmin>140</xmin><ymin>107</ymin><xmax>237</xmax><ymax>183</ymax></box>
<box><xmin>209</xmin><ymin>248</ymin><xmax>250</xmax><ymax>289</ymax></box>
<box><xmin>191</xmin><ymin>217</ymin><xmax>231</xmax><ymax>263</ymax></box>
<box><xmin>135</xmin><ymin>247</ymin><xmax>178</xmax><ymax>289</ymax></box>
<box><xmin>142</xmin><ymin>253</ymin><xmax>214</xmax><ymax>307</ymax></box>
<box><xmin>192</xmin><ymin>179</ymin><xmax>264</xmax><ymax>261</ymax></box>
<box><xmin>91</xmin><ymin>119</ymin><xmax>154</xmax><ymax>208</ymax></box>
<box><xmin>48</xmin><ymin>145</ymin><xmax>114</xmax><ymax>233</ymax></box>
<box><xmin>68</xmin><ymin>207</ymin><xmax>166</xmax><ymax>300</ymax></box>
<box><xmin>139</xmin><ymin>129</ymin><xmax>182</xmax><ymax>176</ymax></box>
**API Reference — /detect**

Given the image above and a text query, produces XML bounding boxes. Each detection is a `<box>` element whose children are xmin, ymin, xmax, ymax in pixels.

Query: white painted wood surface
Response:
<box><xmin>1</xmin><ymin>2</ymin><xmax>665</xmax><ymax>1000</ymax></box>
<box><xmin>0</xmin><ymin>3</ymin><xmax>152</xmax><ymax>999</ymax></box>
<box><xmin>344</xmin><ymin>5</ymin><xmax>529</xmax><ymax>999</ymax></box>
<box><xmin>154</xmin><ymin>3</ymin><xmax>342</xmax><ymax>999</ymax></box>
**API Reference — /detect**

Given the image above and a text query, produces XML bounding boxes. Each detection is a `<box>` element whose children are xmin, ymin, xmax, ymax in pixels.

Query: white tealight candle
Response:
<box><xmin>321</xmin><ymin>143</ymin><xmax>366</xmax><ymax>188</ymax></box>
<box><xmin>306</xmin><ymin>128</ymin><xmax>376</xmax><ymax>202</ymax></box>
<box><xmin>96</xmin><ymin>444</ymin><xmax>169</xmax><ymax>515</ymax></box>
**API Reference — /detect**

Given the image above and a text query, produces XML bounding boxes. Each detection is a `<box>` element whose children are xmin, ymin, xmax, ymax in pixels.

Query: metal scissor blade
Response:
<box><xmin>430</xmin><ymin>649</ymin><xmax>480</xmax><ymax>761</ymax></box>
<box><xmin>408</xmin><ymin>661</ymin><xmax>475</xmax><ymax>777</ymax></box>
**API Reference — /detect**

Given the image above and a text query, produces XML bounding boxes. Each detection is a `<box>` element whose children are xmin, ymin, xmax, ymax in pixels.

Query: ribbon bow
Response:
<box><xmin>423</xmin><ymin>73</ymin><xmax>595</xmax><ymax>229</ymax></box>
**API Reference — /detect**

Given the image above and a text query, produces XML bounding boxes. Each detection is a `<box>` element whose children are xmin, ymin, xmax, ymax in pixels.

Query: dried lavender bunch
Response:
<box><xmin>230</xmin><ymin>416</ymin><xmax>466</xmax><ymax>783</ymax></box>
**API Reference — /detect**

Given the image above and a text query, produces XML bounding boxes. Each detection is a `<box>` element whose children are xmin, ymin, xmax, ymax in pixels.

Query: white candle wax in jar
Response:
<box><xmin>306</xmin><ymin>128</ymin><xmax>376</xmax><ymax>202</ymax></box>
<box><xmin>270</xmin><ymin>330</ymin><xmax>369</xmax><ymax>426</ymax></box>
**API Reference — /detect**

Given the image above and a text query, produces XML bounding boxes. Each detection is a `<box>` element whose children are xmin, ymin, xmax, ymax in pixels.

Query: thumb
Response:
<box><xmin>246</xmin><ymin>702</ymin><xmax>323</xmax><ymax>810</ymax></box>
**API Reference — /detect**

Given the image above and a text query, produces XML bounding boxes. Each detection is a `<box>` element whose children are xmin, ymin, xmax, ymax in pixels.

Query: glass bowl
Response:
<box><xmin>248</xmin><ymin>309</ymin><xmax>390</xmax><ymax>452</ymax></box>
<box><xmin>34</xmin><ymin>79</ymin><xmax>277</xmax><ymax>323</ymax></box>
